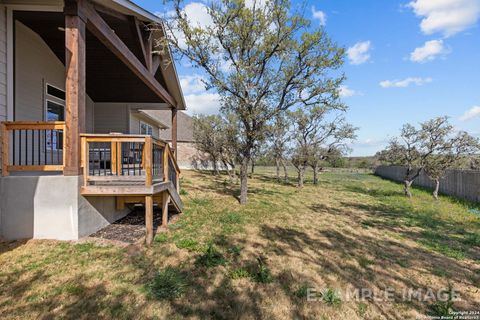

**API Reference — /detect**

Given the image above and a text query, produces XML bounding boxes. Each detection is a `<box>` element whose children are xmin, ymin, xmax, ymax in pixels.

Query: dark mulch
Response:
<box><xmin>89</xmin><ymin>207</ymin><xmax>165</xmax><ymax>244</ymax></box>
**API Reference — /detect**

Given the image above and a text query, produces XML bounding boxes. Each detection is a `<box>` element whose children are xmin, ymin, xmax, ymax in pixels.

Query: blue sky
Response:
<box><xmin>135</xmin><ymin>0</ymin><xmax>480</xmax><ymax>156</ymax></box>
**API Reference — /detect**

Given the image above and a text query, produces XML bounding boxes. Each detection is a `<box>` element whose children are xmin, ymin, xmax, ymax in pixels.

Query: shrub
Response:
<box><xmin>145</xmin><ymin>267</ymin><xmax>188</xmax><ymax>300</ymax></box>
<box><xmin>253</xmin><ymin>257</ymin><xmax>273</xmax><ymax>283</ymax></box>
<box><xmin>196</xmin><ymin>243</ymin><xmax>226</xmax><ymax>268</ymax></box>
<box><xmin>294</xmin><ymin>283</ymin><xmax>310</xmax><ymax>299</ymax></box>
<box><xmin>322</xmin><ymin>288</ymin><xmax>341</xmax><ymax>305</ymax></box>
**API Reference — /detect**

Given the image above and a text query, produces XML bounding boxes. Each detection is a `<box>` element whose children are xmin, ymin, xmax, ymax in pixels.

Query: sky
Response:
<box><xmin>134</xmin><ymin>0</ymin><xmax>480</xmax><ymax>156</ymax></box>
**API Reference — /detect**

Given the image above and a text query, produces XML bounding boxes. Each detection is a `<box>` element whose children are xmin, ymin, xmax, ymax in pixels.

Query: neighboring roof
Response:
<box><xmin>144</xmin><ymin>110</ymin><xmax>194</xmax><ymax>142</ymax></box>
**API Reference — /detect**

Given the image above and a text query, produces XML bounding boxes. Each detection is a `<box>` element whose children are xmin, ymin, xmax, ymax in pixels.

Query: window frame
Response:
<box><xmin>44</xmin><ymin>83</ymin><xmax>66</xmax><ymax>151</ymax></box>
<box><xmin>140</xmin><ymin>120</ymin><xmax>154</xmax><ymax>136</ymax></box>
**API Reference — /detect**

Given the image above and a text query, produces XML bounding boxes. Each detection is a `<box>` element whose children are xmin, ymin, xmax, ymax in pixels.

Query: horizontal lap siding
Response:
<box><xmin>375</xmin><ymin>165</ymin><xmax>480</xmax><ymax>203</ymax></box>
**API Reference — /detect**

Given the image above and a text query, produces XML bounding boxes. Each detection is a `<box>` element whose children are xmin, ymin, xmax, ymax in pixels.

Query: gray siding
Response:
<box><xmin>0</xmin><ymin>6</ymin><xmax>6</xmax><ymax>123</ymax></box>
<box><xmin>129</xmin><ymin>111</ymin><xmax>160</xmax><ymax>139</ymax></box>
<box><xmin>93</xmin><ymin>103</ymin><xmax>129</xmax><ymax>134</ymax></box>
<box><xmin>15</xmin><ymin>21</ymin><xmax>64</xmax><ymax>121</ymax></box>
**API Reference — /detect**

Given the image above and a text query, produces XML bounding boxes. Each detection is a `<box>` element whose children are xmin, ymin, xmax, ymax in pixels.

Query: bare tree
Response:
<box><xmin>267</xmin><ymin>114</ymin><xmax>290</xmax><ymax>182</ymax></box>
<box><xmin>424</xmin><ymin>131</ymin><xmax>479</xmax><ymax>199</ymax></box>
<box><xmin>164</xmin><ymin>0</ymin><xmax>345</xmax><ymax>204</ymax></box>
<box><xmin>378</xmin><ymin>116</ymin><xmax>466</xmax><ymax>197</ymax></box>
<box><xmin>192</xmin><ymin>115</ymin><xmax>224</xmax><ymax>175</ymax></box>
<box><xmin>288</xmin><ymin>106</ymin><xmax>357</xmax><ymax>187</ymax></box>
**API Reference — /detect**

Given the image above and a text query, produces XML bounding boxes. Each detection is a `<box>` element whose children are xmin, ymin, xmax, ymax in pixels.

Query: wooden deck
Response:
<box><xmin>1</xmin><ymin>125</ymin><xmax>183</xmax><ymax>245</ymax></box>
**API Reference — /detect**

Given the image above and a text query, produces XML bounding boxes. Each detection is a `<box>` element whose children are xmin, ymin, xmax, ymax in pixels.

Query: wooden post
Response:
<box><xmin>116</xmin><ymin>142</ymin><xmax>122</xmax><ymax>174</ymax></box>
<box><xmin>145</xmin><ymin>195</ymin><xmax>154</xmax><ymax>245</ymax></box>
<box><xmin>144</xmin><ymin>136</ymin><xmax>152</xmax><ymax>187</ymax></box>
<box><xmin>162</xmin><ymin>191</ymin><xmax>170</xmax><ymax>228</ymax></box>
<box><xmin>171</xmin><ymin>108</ymin><xmax>177</xmax><ymax>160</ymax></box>
<box><xmin>64</xmin><ymin>6</ymin><xmax>86</xmax><ymax>176</ymax></box>
<box><xmin>111</xmin><ymin>141</ymin><xmax>117</xmax><ymax>174</ymax></box>
<box><xmin>1</xmin><ymin>122</ymin><xmax>8</xmax><ymax>176</ymax></box>
<box><xmin>81</xmin><ymin>136</ymin><xmax>88</xmax><ymax>186</ymax></box>
<box><xmin>163</xmin><ymin>145</ymin><xmax>168</xmax><ymax>181</ymax></box>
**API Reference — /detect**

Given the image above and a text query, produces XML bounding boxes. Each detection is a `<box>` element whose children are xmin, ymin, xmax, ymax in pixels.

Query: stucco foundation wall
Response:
<box><xmin>0</xmin><ymin>175</ymin><xmax>129</xmax><ymax>240</ymax></box>
<box><xmin>375</xmin><ymin>165</ymin><xmax>480</xmax><ymax>203</ymax></box>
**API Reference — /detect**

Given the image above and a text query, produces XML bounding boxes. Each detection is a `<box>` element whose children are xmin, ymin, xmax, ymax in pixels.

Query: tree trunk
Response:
<box><xmin>433</xmin><ymin>178</ymin><xmax>440</xmax><ymax>200</ymax></box>
<box><xmin>275</xmin><ymin>158</ymin><xmax>281</xmax><ymax>182</ymax></box>
<box><xmin>223</xmin><ymin>160</ymin><xmax>234</xmax><ymax>181</ymax></box>
<box><xmin>404</xmin><ymin>180</ymin><xmax>413</xmax><ymax>198</ymax></box>
<box><xmin>251</xmin><ymin>159</ymin><xmax>255</xmax><ymax>175</ymax></box>
<box><xmin>212</xmin><ymin>157</ymin><xmax>219</xmax><ymax>175</ymax></box>
<box><xmin>239</xmin><ymin>158</ymin><xmax>249</xmax><ymax>205</ymax></box>
<box><xmin>281</xmin><ymin>159</ymin><xmax>288</xmax><ymax>183</ymax></box>
<box><xmin>297</xmin><ymin>166</ymin><xmax>305</xmax><ymax>188</ymax></box>
<box><xmin>313</xmin><ymin>165</ymin><xmax>318</xmax><ymax>185</ymax></box>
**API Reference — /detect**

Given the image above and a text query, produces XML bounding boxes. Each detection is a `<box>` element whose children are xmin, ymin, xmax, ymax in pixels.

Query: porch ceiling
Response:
<box><xmin>14</xmin><ymin>11</ymin><xmax>170</xmax><ymax>103</ymax></box>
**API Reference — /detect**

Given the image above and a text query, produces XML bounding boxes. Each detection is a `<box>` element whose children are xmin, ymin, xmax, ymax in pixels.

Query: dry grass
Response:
<box><xmin>0</xmin><ymin>168</ymin><xmax>479</xmax><ymax>319</ymax></box>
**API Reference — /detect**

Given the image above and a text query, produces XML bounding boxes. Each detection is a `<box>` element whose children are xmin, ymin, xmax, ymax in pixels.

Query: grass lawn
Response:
<box><xmin>1</xmin><ymin>168</ymin><xmax>479</xmax><ymax>319</ymax></box>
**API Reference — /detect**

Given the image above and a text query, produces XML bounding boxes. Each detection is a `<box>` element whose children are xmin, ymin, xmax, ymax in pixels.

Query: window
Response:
<box><xmin>46</xmin><ymin>84</ymin><xmax>66</xmax><ymax>100</ymax></box>
<box><xmin>45</xmin><ymin>84</ymin><xmax>66</xmax><ymax>150</ymax></box>
<box><xmin>46</xmin><ymin>100</ymin><xmax>64</xmax><ymax>121</ymax></box>
<box><xmin>140</xmin><ymin>121</ymin><xmax>153</xmax><ymax>136</ymax></box>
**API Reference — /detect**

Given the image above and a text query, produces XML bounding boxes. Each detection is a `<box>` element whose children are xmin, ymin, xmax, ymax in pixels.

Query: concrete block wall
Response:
<box><xmin>375</xmin><ymin>165</ymin><xmax>480</xmax><ymax>203</ymax></box>
<box><xmin>0</xmin><ymin>175</ymin><xmax>130</xmax><ymax>240</ymax></box>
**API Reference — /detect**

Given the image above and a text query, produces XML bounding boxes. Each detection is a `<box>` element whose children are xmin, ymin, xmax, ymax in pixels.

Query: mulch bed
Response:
<box><xmin>89</xmin><ymin>207</ymin><xmax>165</xmax><ymax>244</ymax></box>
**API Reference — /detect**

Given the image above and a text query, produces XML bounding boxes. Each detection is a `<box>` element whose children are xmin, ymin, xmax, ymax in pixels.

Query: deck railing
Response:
<box><xmin>1</xmin><ymin>121</ymin><xmax>66</xmax><ymax>175</ymax></box>
<box><xmin>80</xmin><ymin>133</ymin><xmax>180</xmax><ymax>190</ymax></box>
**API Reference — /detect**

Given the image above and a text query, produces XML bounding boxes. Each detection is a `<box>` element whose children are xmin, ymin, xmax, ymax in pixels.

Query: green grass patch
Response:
<box><xmin>175</xmin><ymin>238</ymin><xmax>199</xmax><ymax>251</ymax></box>
<box><xmin>145</xmin><ymin>267</ymin><xmax>188</xmax><ymax>300</ymax></box>
<box><xmin>229</xmin><ymin>268</ymin><xmax>250</xmax><ymax>279</ymax></box>
<box><xmin>322</xmin><ymin>288</ymin><xmax>342</xmax><ymax>305</ymax></box>
<box><xmin>195</xmin><ymin>243</ymin><xmax>226</xmax><ymax>268</ymax></box>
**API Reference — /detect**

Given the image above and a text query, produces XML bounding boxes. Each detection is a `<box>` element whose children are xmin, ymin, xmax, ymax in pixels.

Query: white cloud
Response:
<box><xmin>408</xmin><ymin>0</ymin><xmax>480</xmax><ymax>37</ymax></box>
<box><xmin>347</xmin><ymin>41</ymin><xmax>371</xmax><ymax>65</ymax></box>
<box><xmin>161</xmin><ymin>2</ymin><xmax>213</xmax><ymax>49</ymax></box>
<box><xmin>245</xmin><ymin>0</ymin><xmax>267</xmax><ymax>9</ymax></box>
<box><xmin>410</xmin><ymin>39</ymin><xmax>449</xmax><ymax>62</ymax></box>
<box><xmin>185</xmin><ymin>92</ymin><xmax>221</xmax><ymax>115</ymax></box>
<box><xmin>179</xmin><ymin>74</ymin><xmax>206</xmax><ymax>94</ymax></box>
<box><xmin>379</xmin><ymin>77</ymin><xmax>432</xmax><ymax>88</ymax></box>
<box><xmin>459</xmin><ymin>105</ymin><xmax>480</xmax><ymax>121</ymax></box>
<box><xmin>339</xmin><ymin>85</ymin><xmax>357</xmax><ymax>97</ymax></box>
<box><xmin>311</xmin><ymin>6</ymin><xmax>327</xmax><ymax>25</ymax></box>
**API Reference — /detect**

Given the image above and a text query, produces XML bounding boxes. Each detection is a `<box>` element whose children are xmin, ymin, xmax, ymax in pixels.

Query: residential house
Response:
<box><xmin>0</xmin><ymin>0</ymin><xmax>186</xmax><ymax>245</ymax></box>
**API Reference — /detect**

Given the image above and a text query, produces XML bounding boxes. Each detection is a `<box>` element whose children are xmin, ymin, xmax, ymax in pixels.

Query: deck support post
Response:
<box><xmin>145</xmin><ymin>195</ymin><xmax>154</xmax><ymax>245</ymax></box>
<box><xmin>64</xmin><ymin>3</ymin><xmax>86</xmax><ymax>176</ymax></box>
<box><xmin>162</xmin><ymin>191</ymin><xmax>170</xmax><ymax>228</ymax></box>
<box><xmin>171</xmin><ymin>108</ymin><xmax>177</xmax><ymax>160</ymax></box>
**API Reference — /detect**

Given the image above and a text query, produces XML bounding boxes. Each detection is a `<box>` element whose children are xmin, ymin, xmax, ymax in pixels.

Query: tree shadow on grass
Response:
<box><xmin>338</xmin><ymin>200</ymin><xmax>480</xmax><ymax>262</ymax></box>
<box><xmin>259</xmin><ymin>224</ymin><xmax>480</xmax><ymax>318</ymax></box>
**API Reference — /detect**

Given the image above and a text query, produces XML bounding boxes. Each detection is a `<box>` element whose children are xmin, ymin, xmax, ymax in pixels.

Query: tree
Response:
<box><xmin>192</xmin><ymin>115</ymin><xmax>224</xmax><ymax>175</ymax></box>
<box><xmin>164</xmin><ymin>0</ymin><xmax>345</xmax><ymax>204</ymax></box>
<box><xmin>288</xmin><ymin>106</ymin><xmax>356</xmax><ymax>187</ymax></box>
<box><xmin>267</xmin><ymin>113</ymin><xmax>290</xmax><ymax>182</ymax></box>
<box><xmin>424</xmin><ymin>131</ymin><xmax>479</xmax><ymax>199</ymax></box>
<box><xmin>193</xmin><ymin>113</ymin><xmax>239</xmax><ymax>180</ymax></box>
<box><xmin>377</xmin><ymin>117</ymin><xmax>465</xmax><ymax>197</ymax></box>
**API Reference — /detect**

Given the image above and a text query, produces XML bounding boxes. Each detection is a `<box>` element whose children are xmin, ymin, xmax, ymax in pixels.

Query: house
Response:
<box><xmin>0</xmin><ymin>0</ymin><xmax>187</xmax><ymax>245</ymax></box>
<box><xmin>144</xmin><ymin>110</ymin><xmax>205</xmax><ymax>169</ymax></box>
